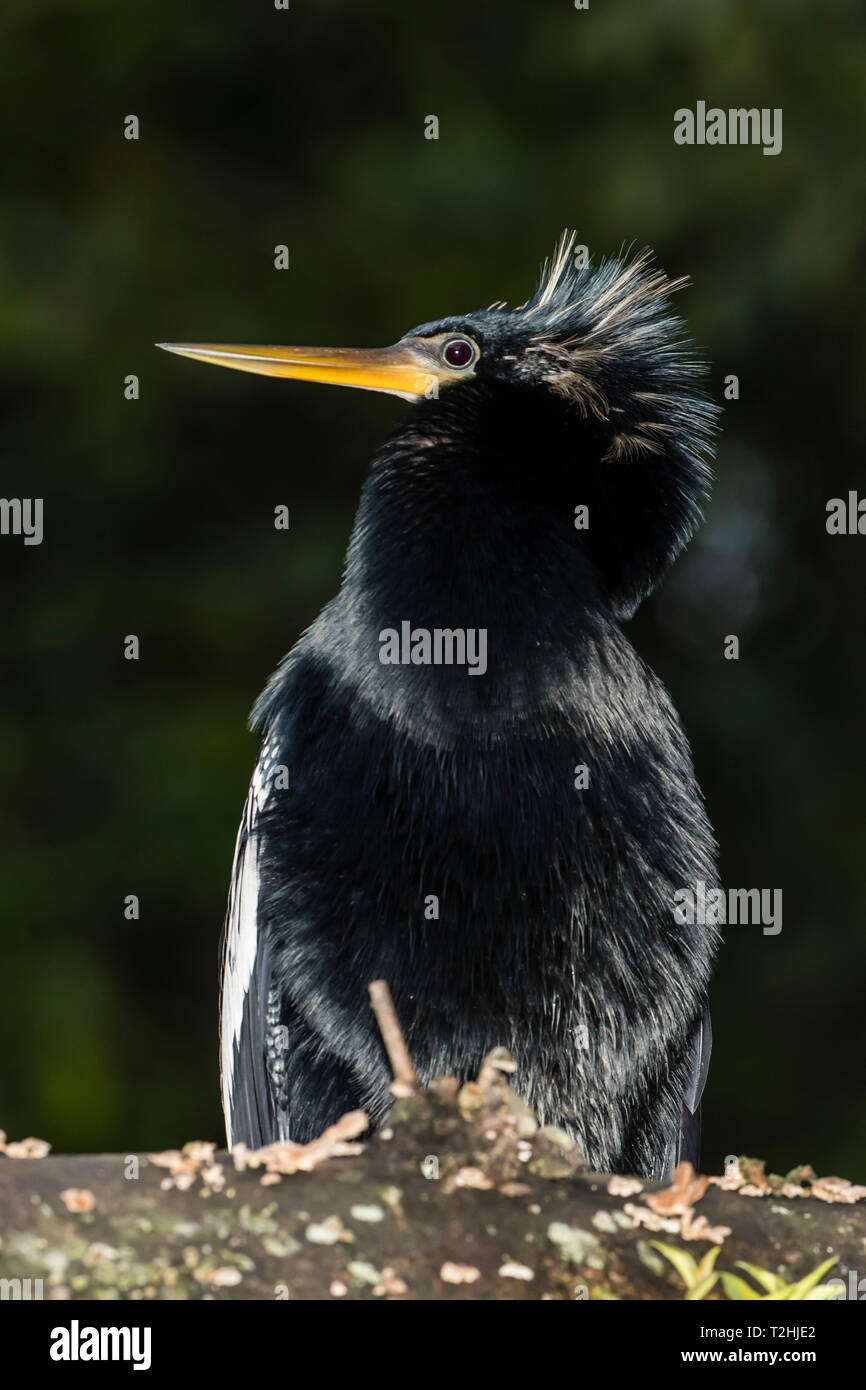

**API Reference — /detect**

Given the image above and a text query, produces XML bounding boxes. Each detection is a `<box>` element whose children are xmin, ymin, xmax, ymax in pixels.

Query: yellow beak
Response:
<box><xmin>155</xmin><ymin>340</ymin><xmax>446</xmax><ymax>401</ymax></box>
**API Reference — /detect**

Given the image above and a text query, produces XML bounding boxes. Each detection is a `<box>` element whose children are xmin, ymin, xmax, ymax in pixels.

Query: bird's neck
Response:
<box><xmin>320</xmin><ymin>419</ymin><xmax>628</xmax><ymax>737</ymax></box>
<box><xmin>353</xmin><ymin>418</ymin><xmax>608</xmax><ymax>623</ymax></box>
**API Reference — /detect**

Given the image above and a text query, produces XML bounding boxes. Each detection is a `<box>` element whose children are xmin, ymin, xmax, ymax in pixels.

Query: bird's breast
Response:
<box><xmin>257</xmin><ymin>638</ymin><xmax>717</xmax><ymax>1101</ymax></box>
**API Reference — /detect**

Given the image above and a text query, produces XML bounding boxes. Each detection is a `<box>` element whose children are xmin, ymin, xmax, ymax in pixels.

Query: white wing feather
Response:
<box><xmin>219</xmin><ymin>738</ymin><xmax>279</xmax><ymax>1147</ymax></box>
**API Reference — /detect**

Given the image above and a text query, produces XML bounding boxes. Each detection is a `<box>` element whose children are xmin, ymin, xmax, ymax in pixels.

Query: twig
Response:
<box><xmin>368</xmin><ymin>979</ymin><xmax>418</xmax><ymax>1088</ymax></box>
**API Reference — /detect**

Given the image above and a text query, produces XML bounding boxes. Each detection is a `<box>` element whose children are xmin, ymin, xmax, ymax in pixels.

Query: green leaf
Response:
<box><xmin>720</xmin><ymin>1272</ymin><xmax>761</xmax><ymax>1300</ymax></box>
<box><xmin>735</xmin><ymin>1261</ymin><xmax>786</xmax><ymax>1295</ymax></box>
<box><xmin>686</xmin><ymin>1272</ymin><xmax>720</xmax><ymax>1301</ymax></box>
<box><xmin>650</xmin><ymin>1241</ymin><xmax>698</xmax><ymax>1289</ymax></box>
<box><xmin>784</xmin><ymin>1257</ymin><xmax>838</xmax><ymax>1301</ymax></box>
<box><xmin>695</xmin><ymin>1246</ymin><xmax>723</xmax><ymax>1282</ymax></box>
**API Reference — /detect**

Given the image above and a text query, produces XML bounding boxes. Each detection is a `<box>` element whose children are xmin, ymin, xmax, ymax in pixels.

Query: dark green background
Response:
<box><xmin>1</xmin><ymin>0</ymin><xmax>864</xmax><ymax>1176</ymax></box>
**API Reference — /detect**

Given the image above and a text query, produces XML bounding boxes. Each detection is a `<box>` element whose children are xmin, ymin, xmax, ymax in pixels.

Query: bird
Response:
<box><xmin>158</xmin><ymin>232</ymin><xmax>720</xmax><ymax>1179</ymax></box>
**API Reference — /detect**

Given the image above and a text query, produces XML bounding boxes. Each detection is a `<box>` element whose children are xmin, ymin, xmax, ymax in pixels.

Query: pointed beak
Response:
<box><xmin>155</xmin><ymin>340</ymin><xmax>441</xmax><ymax>402</ymax></box>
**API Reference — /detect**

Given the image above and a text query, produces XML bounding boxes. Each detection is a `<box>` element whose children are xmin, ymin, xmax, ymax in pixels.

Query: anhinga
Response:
<box><xmin>159</xmin><ymin>233</ymin><xmax>720</xmax><ymax>1179</ymax></box>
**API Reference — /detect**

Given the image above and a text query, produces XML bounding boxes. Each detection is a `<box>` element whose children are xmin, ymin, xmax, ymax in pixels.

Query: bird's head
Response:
<box><xmin>159</xmin><ymin>232</ymin><xmax>717</xmax><ymax>618</ymax></box>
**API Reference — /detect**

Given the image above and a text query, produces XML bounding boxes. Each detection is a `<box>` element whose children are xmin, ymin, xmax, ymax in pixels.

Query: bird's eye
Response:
<box><xmin>442</xmin><ymin>337</ymin><xmax>476</xmax><ymax>370</ymax></box>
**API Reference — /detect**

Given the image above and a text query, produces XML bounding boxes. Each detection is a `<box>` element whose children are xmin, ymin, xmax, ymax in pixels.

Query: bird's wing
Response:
<box><xmin>661</xmin><ymin>1004</ymin><xmax>712</xmax><ymax>1179</ymax></box>
<box><xmin>219</xmin><ymin>744</ymin><xmax>286</xmax><ymax>1149</ymax></box>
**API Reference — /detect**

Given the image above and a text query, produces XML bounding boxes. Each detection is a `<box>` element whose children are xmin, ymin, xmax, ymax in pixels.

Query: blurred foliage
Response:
<box><xmin>0</xmin><ymin>0</ymin><xmax>864</xmax><ymax>1172</ymax></box>
<box><xmin>650</xmin><ymin>1246</ymin><xmax>840</xmax><ymax>1301</ymax></box>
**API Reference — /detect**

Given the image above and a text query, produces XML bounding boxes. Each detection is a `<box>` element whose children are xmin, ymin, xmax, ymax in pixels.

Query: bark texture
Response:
<box><xmin>1</xmin><ymin>1062</ymin><xmax>863</xmax><ymax>1301</ymax></box>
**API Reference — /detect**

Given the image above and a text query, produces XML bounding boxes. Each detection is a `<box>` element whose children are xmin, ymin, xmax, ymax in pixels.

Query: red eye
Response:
<box><xmin>442</xmin><ymin>337</ymin><xmax>475</xmax><ymax>369</ymax></box>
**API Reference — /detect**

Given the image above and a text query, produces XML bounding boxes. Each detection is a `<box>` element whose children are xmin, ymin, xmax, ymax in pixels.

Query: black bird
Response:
<box><xmin>159</xmin><ymin>233</ymin><xmax>720</xmax><ymax>1179</ymax></box>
